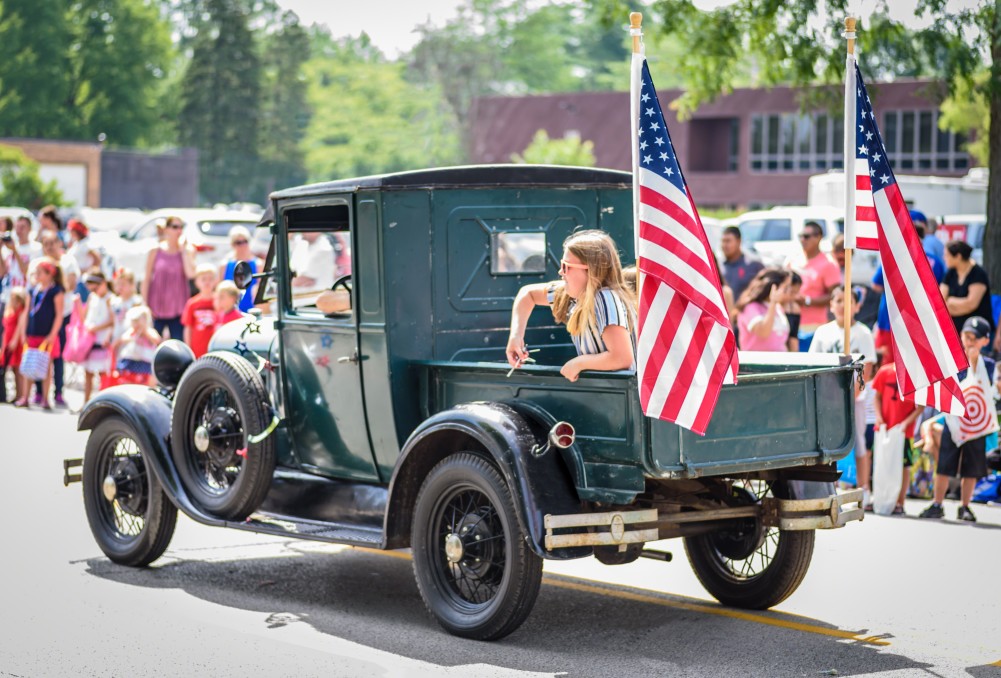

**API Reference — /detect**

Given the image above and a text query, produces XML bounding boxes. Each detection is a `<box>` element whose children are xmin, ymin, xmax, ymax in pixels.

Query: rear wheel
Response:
<box><xmin>82</xmin><ymin>418</ymin><xmax>177</xmax><ymax>567</ymax></box>
<box><xmin>684</xmin><ymin>480</ymin><xmax>814</xmax><ymax>609</ymax></box>
<box><xmin>411</xmin><ymin>453</ymin><xmax>543</xmax><ymax>640</ymax></box>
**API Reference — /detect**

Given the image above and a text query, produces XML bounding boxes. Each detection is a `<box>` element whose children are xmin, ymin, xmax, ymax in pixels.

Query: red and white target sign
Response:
<box><xmin>956</xmin><ymin>383</ymin><xmax>998</xmax><ymax>444</ymax></box>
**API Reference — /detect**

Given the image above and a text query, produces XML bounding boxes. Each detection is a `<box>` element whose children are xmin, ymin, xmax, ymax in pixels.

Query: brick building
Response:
<box><xmin>468</xmin><ymin>78</ymin><xmax>975</xmax><ymax>210</ymax></box>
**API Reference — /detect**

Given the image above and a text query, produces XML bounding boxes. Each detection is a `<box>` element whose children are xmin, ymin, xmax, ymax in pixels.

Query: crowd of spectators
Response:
<box><xmin>0</xmin><ymin>210</ymin><xmax>259</xmax><ymax>409</ymax></box>
<box><xmin>718</xmin><ymin>212</ymin><xmax>998</xmax><ymax>521</ymax></box>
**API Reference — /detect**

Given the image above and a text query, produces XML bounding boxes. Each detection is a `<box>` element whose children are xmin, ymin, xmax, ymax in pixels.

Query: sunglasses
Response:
<box><xmin>798</xmin><ymin>232</ymin><xmax>820</xmax><ymax>240</ymax></box>
<box><xmin>560</xmin><ymin>259</ymin><xmax>589</xmax><ymax>275</ymax></box>
<box><xmin>165</xmin><ymin>223</ymin><xmax>183</xmax><ymax>230</ymax></box>
<box><xmin>232</xmin><ymin>239</ymin><xmax>249</xmax><ymax>246</ymax></box>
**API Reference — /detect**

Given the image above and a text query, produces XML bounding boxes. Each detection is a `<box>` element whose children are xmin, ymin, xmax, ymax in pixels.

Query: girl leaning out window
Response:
<box><xmin>506</xmin><ymin>230</ymin><xmax>636</xmax><ymax>382</ymax></box>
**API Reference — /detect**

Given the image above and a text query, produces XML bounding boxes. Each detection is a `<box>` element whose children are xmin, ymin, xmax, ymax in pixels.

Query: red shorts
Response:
<box><xmin>26</xmin><ymin>335</ymin><xmax>61</xmax><ymax>360</ymax></box>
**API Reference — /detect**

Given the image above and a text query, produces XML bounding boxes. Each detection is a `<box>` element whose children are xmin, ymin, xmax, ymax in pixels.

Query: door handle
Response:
<box><xmin>337</xmin><ymin>351</ymin><xmax>359</xmax><ymax>364</ymax></box>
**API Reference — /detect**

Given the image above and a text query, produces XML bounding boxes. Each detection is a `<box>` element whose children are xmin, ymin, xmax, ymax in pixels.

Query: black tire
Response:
<box><xmin>411</xmin><ymin>453</ymin><xmax>543</xmax><ymax>640</ymax></box>
<box><xmin>171</xmin><ymin>351</ymin><xmax>276</xmax><ymax>520</ymax></box>
<box><xmin>82</xmin><ymin>417</ymin><xmax>177</xmax><ymax>567</ymax></box>
<box><xmin>684</xmin><ymin>480</ymin><xmax>815</xmax><ymax>609</ymax></box>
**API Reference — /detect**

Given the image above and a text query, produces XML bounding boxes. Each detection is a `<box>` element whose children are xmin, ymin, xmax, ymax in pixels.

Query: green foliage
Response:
<box><xmin>511</xmin><ymin>130</ymin><xmax>596</xmax><ymax>166</ymax></box>
<box><xmin>0</xmin><ymin>0</ymin><xmax>174</xmax><ymax>146</ymax></box>
<box><xmin>178</xmin><ymin>0</ymin><xmax>262</xmax><ymax>203</ymax></box>
<box><xmin>0</xmin><ymin>145</ymin><xmax>67</xmax><ymax>210</ymax></box>
<box><xmin>301</xmin><ymin>32</ymin><xmax>461</xmax><ymax>182</ymax></box>
<box><xmin>939</xmin><ymin>71</ymin><xmax>989</xmax><ymax>166</ymax></box>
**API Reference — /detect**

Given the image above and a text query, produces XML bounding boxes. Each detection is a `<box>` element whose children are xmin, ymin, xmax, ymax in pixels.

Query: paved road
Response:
<box><xmin>1</xmin><ymin>395</ymin><xmax>1000</xmax><ymax>677</ymax></box>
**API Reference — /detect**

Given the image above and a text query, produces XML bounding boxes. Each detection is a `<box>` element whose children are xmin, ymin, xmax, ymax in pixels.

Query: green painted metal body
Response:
<box><xmin>210</xmin><ymin>165</ymin><xmax>855</xmax><ymax>508</ymax></box>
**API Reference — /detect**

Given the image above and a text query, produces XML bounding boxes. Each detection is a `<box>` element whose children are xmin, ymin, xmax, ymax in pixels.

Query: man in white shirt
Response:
<box><xmin>289</xmin><ymin>232</ymin><xmax>335</xmax><ymax>300</ymax></box>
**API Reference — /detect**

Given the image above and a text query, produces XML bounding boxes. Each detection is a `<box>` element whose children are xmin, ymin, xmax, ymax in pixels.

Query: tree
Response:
<box><xmin>939</xmin><ymin>71</ymin><xmax>989</xmax><ymax>166</ymax></box>
<box><xmin>591</xmin><ymin>0</ymin><xmax>998</xmax><ymax>281</ymax></box>
<box><xmin>0</xmin><ymin>145</ymin><xmax>67</xmax><ymax>210</ymax></box>
<box><xmin>511</xmin><ymin>130</ymin><xmax>596</xmax><ymax>166</ymax></box>
<box><xmin>256</xmin><ymin>9</ymin><xmax>311</xmax><ymax>194</ymax></box>
<box><xmin>301</xmin><ymin>32</ymin><xmax>461</xmax><ymax>182</ymax></box>
<box><xmin>178</xmin><ymin>0</ymin><xmax>262</xmax><ymax>203</ymax></box>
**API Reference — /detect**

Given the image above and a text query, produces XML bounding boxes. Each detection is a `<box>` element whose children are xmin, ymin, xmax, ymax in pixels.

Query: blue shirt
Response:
<box><xmin>223</xmin><ymin>258</ymin><xmax>258</xmax><ymax>313</ymax></box>
<box><xmin>923</xmin><ymin>234</ymin><xmax>946</xmax><ymax>262</ymax></box>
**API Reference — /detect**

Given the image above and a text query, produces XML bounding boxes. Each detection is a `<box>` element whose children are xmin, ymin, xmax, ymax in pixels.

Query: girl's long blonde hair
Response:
<box><xmin>552</xmin><ymin>230</ymin><xmax>636</xmax><ymax>337</ymax></box>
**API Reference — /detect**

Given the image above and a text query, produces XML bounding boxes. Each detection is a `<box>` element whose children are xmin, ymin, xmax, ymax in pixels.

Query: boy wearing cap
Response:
<box><xmin>919</xmin><ymin>316</ymin><xmax>996</xmax><ymax>522</ymax></box>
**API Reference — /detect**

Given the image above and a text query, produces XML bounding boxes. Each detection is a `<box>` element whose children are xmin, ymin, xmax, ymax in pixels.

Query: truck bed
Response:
<box><xmin>416</xmin><ymin>352</ymin><xmax>858</xmax><ymax>504</ymax></box>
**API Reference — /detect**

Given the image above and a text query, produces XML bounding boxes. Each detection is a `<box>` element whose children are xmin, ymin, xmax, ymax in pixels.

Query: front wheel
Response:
<box><xmin>684</xmin><ymin>480</ymin><xmax>815</xmax><ymax>609</ymax></box>
<box><xmin>411</xmin><ymin>453</ymin><xmax>543</xmax><ymax>640</ymax></box>
<box><xmin>82</xmin><ymin>418</ymin><xmax>177</xmax><ymax>567</ymax></box>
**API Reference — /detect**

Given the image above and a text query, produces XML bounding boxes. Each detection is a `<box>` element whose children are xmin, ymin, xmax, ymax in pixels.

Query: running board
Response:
<box><xmin>225</xmin><ymin>512</ymin><xmax>383</xmax><ymax>547</ymax></box>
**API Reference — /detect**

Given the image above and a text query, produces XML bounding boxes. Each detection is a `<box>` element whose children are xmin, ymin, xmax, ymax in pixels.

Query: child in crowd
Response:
<box><xmin>16</xmin><ymin>258</ymin><xmax>65</xmax><ymax>409</ymax></box>
<box><xmin>809</xmin><ymin>285</ymin><xmax>877</xmax><ymax>505</ymax></box>
<box><xmin>784</xmin><ymin>272</ymin><xmax>802</xmax><ymax>352</ymax></box>
<box><xmin>113</xmin><ymin>305</ymin><xmax>161</xmax><ymax>386</ymax></box>
<box><xmin>214</xmin><ymin>280</ymin><xmax>245</xmax><ymax>326</ymax></box>
<box><xmin>862</xmin><ymin>355</ymin><xmax>879</xmax><ymax>506</ymax></box>
<box><xmin>181</xmin><ymin>264</ymin><xmax>218</xmax><ymax>358</ymax></box>
<box><xmin>110</xmin><ymin>269</ymin><xmax>143</xmax><ymax>346</ymax></box>
<box><xmin>81</xmin><ymin>269</ymin><xmax>114</xmax><ymax>404</ymax></box>
<box><xmin>872</xmin><ymin>355</ymin><xmax>923</xmax><ymax>514</ymax></box>
<box><xmin>919</xmin><ymin>316</ymin><xmax>997</xmax><ymax>522</ymax></box>
<box><xmin>0</xmin><ymin>288</ymin><xmax>27</xmax><ymax>403</ymax></box>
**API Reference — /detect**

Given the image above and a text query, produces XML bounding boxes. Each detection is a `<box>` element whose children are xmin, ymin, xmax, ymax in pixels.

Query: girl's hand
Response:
<box><xmin>768</xmin><ymin>284</ymin><xmax>783</xmax><ymax>305</ymax></box>
<box><xmin>506</xmin><ymin>335</ymin><xmax>528</xmax><ymax>368</ymax></box>
<box><xmin>560</xmin><ymin>357</ymin><xmax>583</xmax><ymax>382</ymax></box>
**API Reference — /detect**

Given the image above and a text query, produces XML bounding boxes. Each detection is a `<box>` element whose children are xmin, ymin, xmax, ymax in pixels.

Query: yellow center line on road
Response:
<box><xmin>990</xmin><ymin>659</ymin><xmax>1001</xmax><ymax>667</ymax></box>
<box><xmin>351</xmin><ymin>547</ymin><xmax>890</xmax><ymax>647</ymax></box>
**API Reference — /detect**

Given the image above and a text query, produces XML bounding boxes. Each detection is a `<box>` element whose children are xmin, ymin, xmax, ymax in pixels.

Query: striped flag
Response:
<box><xmin>847</xmin><ymin>62</ymin><xmax>967</xmax><ymax>415</ymax></box>
<box><xmin>631</xmin><ymin>55</ymin><xmax>738</xmax><ymax>435</ymax></box>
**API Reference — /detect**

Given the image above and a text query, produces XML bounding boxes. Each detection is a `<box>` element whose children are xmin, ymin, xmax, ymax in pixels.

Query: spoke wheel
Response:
<box><xmin>171</xmin><ymin>352</ymin><xmax>276</xmax><ymax>520</ymax></box>
<box><xmin>83</xmin><ymin>418</ymin><xmax>177</xmax><ymax>567</ymax></box>
<box><xmin>412</xmin><ymin>453</ymin><xmax>542</xmax><ymax>640</ymax></box>
<box><xmin>684</xmin><ymin>480</ymin><xmax>814</xmax><ymax>610</ymax></box>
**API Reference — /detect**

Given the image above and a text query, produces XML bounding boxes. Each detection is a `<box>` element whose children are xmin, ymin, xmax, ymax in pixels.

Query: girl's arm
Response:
<box><xmin>15</xmin><ymin>308</ymin><xmax>27</xmax><ymax>346</ymax></box>
<box><xmin>506</xmin><ymin>282</ymin><xmax>554</xmax><ymax>367</ymax></box>
<box><xmin>873</xmin><ymin>391</ymin><xmax>884</xmax><ymax>429</ymax></box>
<box><xmin>560</xmin><ymin>325</ymin><xmax>634</xmax><ymax>382</ymax></box>
<box><xmin>47</xmin><ymin>292</ymin><xmax>64</xmax><ymax>344</ymax></box>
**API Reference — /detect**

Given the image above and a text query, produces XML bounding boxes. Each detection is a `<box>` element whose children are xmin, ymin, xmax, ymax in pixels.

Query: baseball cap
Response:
<box><xmin>961</xmin><ymin>316</ymin><xmax>990</xmax><ymax>339</ymax></box>
<box><xmin>909</xmin><ymin>209</ymin><xmax>927</xmax><ymax>225</ymax></box>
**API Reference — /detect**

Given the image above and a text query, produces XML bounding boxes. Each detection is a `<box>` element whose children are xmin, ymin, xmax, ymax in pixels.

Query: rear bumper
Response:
<box><xmin>543</xmin><ymin>488</ymin><xmax>864</xmax><ymax>550</ymax></box>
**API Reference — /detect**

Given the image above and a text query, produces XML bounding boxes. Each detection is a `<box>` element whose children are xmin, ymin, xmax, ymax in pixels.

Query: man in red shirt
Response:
<box><xmin>181</xmin><ymin>265</ymin><xmax>218</xmax><ymax>358</ymax></box>
<box><xmin>871</xmin><ymin>359</ymin><xmax>923</xmax><ymax>514</ymax></box>
<box><xmin>787</xmin><ymin>221</ymin><xmax>841</xmax><ymax>352</ymax></box>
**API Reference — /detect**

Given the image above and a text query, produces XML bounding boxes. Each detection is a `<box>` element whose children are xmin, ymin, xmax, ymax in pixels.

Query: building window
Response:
<box><xmin>882</xmin><ymin>109</ymin><xmax>970</xmax><ymax>172</ymax></box>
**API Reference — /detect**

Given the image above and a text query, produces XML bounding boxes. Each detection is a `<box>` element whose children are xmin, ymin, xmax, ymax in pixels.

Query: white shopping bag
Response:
<box><xmin>872</xmin><ymin>424</ymin><xmax>905</xmax><ymax>515</ymax></box>
<box><xmin>946</xmin><ymin>356</ymin><xmax>999</xmax><ymax>446</ymax></box>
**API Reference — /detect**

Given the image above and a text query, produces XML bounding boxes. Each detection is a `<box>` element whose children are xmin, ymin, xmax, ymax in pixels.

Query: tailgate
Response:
<box><xmin>646</xmin><ymin>353</ymin><xmax>859</xmax><ymax>478</ymax></box>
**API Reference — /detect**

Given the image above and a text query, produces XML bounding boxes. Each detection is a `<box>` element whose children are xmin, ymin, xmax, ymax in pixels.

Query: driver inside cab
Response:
<box><xmin>288</xmin><ymin>231</ymin><xmax>350</xmax><ymax>315</ymax></box>
<box><xmin>506</xmin><ymin>230</ymin><xmax>636</xmax><ymax>382</ymax></box>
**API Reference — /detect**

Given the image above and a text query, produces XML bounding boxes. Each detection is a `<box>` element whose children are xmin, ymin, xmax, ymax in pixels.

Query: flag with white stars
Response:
<box><xmin>850</xmin><ymin>62</ymin><xmax>967</xmax><ymax>416</ymax></box>
<box><xmin>632</xmin><ymin>55</ymin><xmax>737</xmax><ymax>435</ymax></box>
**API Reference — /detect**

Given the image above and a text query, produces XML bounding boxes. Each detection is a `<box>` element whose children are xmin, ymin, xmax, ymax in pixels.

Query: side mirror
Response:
<box><xmin>233</xmin><ymin>260</ymin><xmax>253</xmax><ymax>290</ymax></box>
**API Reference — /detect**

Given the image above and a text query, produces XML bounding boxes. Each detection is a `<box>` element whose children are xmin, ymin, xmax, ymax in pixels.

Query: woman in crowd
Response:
<box><xmin>735</xmin><ymin>268</ymin><xmax>792</xmax><ymax>352</ymax></box>
<box><xmin>941</xmin><ymin>239</ymin><xmax>994</xmax><ymax>343</ymax></box>
<box><xmin>219</xmin><ymin>226</ymin><xmax>259</xmax><ymax>313</ymax></box>
<box><xmin>506</xmin><ymin>230</ymin><xmax>635</xmax><ymax>382</ymax></box>
<box><xmin>143</xmin><ymin>216</ymin><xmax>195</xmax><ymax>341</ymax></box>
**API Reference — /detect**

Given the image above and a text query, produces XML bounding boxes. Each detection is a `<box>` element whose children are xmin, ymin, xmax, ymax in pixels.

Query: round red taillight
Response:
<box><xmin>550</xmin><ymin>422</ymin><xmax>575</xmax><ymax>449</ymax></box>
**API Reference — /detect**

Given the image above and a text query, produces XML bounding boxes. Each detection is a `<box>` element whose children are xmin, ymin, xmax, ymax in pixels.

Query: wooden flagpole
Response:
<box><xmin>630</xmin><ymin>12</ymin><xmax>643</xmax><ymax>294</ymax></box>
<box><xmin>843</xmin><ymin>17</ymin><xmax>857</xmax><ymax>355</ymax></box>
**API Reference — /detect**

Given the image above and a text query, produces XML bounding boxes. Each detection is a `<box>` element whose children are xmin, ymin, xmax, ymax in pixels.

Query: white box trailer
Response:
<box><xmin>808</xmin><ymin>168</ymin><xmax>987</xmax><ymax>216</ymax></box>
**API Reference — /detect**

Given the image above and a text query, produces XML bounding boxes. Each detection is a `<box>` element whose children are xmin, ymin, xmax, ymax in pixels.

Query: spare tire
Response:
<box><xmin>171</xmin><ymin>351</ymin><xmax>276</xmax><ymax>520</ymax></box>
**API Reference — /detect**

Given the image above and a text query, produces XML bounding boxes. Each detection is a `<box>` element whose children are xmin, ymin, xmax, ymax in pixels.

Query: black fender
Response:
<box><xmin>384</xmin><ymin>400</ymin><xmax>589</xmax><ymax>559</ymax></box>
<box><xmin>77</xmin><ymin>385</ymin><xmax>230</xmax><ymax>528</ymax></box>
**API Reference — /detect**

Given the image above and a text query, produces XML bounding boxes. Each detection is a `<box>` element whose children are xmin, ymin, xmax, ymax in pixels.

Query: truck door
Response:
<box><xmin>278</xmin><ymin>201</ymin><xmax>379</xmax><ymax>482</ymax></box>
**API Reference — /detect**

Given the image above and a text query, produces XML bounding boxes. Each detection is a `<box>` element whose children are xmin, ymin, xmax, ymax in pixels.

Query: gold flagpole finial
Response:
<box><xmin>845</xmin><ymin>17</ymin><xmax>857</xmax><ymax>55</ymax></box>
<box><xmin>630</xmin><ymin>12</ymin><xmax>643</xmax><ymax>54</ymax></box>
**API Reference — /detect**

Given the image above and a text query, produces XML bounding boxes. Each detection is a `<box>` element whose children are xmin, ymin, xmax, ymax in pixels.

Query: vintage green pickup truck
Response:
<box><xmin>67</xmin><ymin>165</ymin><xmax>863</xmax><ymax>640</ymax></box>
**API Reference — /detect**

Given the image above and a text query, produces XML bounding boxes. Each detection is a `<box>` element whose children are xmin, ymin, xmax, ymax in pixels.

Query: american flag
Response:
<box><xmin>632</xmin><ymin>56</ymin><xmax>738</xmax><ymax>435</ymax></box>
<box><xmin>848</xmin><ymin>63</ymin><xmax>967</xmax><ymax>415</ymax></box>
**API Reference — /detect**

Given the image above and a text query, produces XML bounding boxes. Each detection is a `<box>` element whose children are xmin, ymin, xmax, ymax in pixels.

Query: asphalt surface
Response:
<box><xmin>1</xmin><ymin>390</ymin><xmax>1000</xmax><ymax>677</ymax></box>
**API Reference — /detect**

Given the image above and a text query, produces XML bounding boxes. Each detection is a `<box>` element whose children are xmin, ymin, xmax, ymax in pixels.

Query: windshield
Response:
<box><xmin>737</xmin><ymin>218</ymin><xmax>792</xmax><ymax>246</ymax></box>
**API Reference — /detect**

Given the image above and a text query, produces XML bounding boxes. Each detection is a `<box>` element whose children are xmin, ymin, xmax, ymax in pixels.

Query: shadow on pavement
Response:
<box><xmin>83</xmin><ymin>544</ymin><xmax>933</xmax><ymax>678</ymax></box>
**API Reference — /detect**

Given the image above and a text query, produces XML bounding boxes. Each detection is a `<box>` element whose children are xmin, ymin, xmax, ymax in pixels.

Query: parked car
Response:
<box><xmin>735</xmin><ymin>205</ymin><xmax>878</xmax><ymax>287</ymax></box>
<box><xmin>92</xmin><ymin>208</ymin><xmax>261</xmax><ymax>283</ymax></box>
<box><xmin>71</xmin><ymin>207</ymin><xmax>146</xmax><ymax>237</ymax></box>
<box><xmin>66</xmin><ymin>165</ymin><xmax>863</xmax><ymax>641</ymax></box>
<box><xmin>935</xmin><ymin>213</ymin><xmax>986</xmax><ymax>264</ymax></box>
